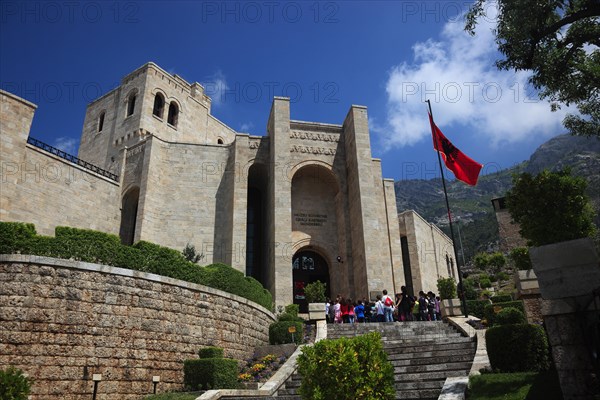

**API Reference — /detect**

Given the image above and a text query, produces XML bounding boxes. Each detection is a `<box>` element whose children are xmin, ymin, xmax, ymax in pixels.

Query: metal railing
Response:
<box><xmin>27</xmin><ymin>137</ymin><xmax>118</xmax><ymax>182</ymax></box>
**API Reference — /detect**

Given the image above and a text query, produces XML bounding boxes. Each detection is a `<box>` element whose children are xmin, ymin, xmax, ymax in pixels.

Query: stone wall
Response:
<box><xmin>0</xmin><ymin>90</ymin><xmax>122</xmax><ymax>237</ymax></box>
<box><xmin>0</xmin><ymin>255</ymin><xmax>275</xmax><ymax>400</ymax></box>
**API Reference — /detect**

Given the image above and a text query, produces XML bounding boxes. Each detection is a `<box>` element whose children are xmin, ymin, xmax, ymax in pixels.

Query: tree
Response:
<box><xmin>182</xmin><ymin>243</ymin><xmax>204</xmax><ymax>263</ymax></box>
<box><xmin>466</xmin><ymin>0</ymin><xmax>600</xmax><ymax>137</ymax></box>
<box><xmin>506</xmin><ymin>169</ymin><xmax>596</xmax><ymax>246</ymax></box>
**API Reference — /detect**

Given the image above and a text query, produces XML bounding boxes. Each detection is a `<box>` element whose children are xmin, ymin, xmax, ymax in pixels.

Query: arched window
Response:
<box><xmin>98</xmin><ymin>112</ymin><xmax>105</xmax><ymax>132</ymax></box>
<box><xmin>167</xmin><ymin>101</ymin><xmax>179</xmax><ymax>127</ymax></box>
<box><xmin>127</xmin><ymin>93</ymin><xmax>136</xmax><ymax>117</ymax></box>
<box><xmin>217</xmin><ymin>138</ymin><xmax>224</xmax><ymax>144</ymax></box>
<box><xmin>152</xmin><ymin>93</ymin><xmax>164</xmax><ymax>119</ymax></box>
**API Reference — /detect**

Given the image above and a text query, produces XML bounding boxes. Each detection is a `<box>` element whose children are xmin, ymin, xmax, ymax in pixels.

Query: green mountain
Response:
<box><xmin>394</xmin><ymin>134</ymin><xmax>600</xmax><ymax>262</ymax></box>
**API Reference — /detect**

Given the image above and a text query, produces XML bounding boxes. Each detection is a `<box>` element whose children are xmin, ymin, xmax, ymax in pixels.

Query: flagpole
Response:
<box><xmin>426</xmin><ymin>100</ymin><xmax>469</xmax><ymax>318</ymax></box>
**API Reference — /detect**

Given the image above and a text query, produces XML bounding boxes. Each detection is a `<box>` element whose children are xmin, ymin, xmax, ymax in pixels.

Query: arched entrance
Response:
<box><xmin>292</xmin><ymin>249</ymin><xmax>331</xmax><ymax>312</ymax></box>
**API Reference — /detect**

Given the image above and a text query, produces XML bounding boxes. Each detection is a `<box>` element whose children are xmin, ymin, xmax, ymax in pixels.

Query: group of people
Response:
<box><xmin>325</xmin><ymin>286</ymin><xmax>442</xmax><ymax>324</ymax></box>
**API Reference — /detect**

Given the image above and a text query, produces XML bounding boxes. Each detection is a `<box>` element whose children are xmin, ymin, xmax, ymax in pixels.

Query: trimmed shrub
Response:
<box><xmin>491</xmin><ymin>294</ymin><xmax>512</xmax><ymax>303</ymax></box>
<box><xmin>495</xmin><ymin>271</ymin><xmax>510</xmax><ymax>282</ymax></box>
<box><xmin>485</xmin><ymin>324</ymin><xmax>550</xmax><ymax>372</ymax></box>
<box><xmin>495</xmin><ymin>307</ymin><xmax>526</xmax><ymax>326</ymax></box>
<box><xmin>0</xmin><ymin>222</ymin><xmax>272</xmax><ymax>310</ymax></box>
<box><xmin>183</xmin><ymin>358</ymin><xmax>238</xmax><ymax>390</ymax></box>
<box><xmin>284</xmin><ymin>304</ymin><xmax>300</xmax><ymax>317</ymax></box>
<box><xmin>479</xmin><ymin>277</ymin><xmax>492</xmax><ymax>289</ymax></box>
<box><xmin>0</xmin><ymin>222</ymin><xmax>36</xmax><ymax>254</ymax></box>
<box><xmin>0</xmin><ymin>366</ymin><xmax>32</xmax><ymax>400</ymax></box>
<box><xmin>297</xmin><ymin>332</ymin><xmax>395</xmax><ymax>400</ymax></box>
<box><xmin>269</xmin><ymin>320</ymin><xmax>304</xmax><ymax>345</ymax></box>
<box><xmin>463</xmin><ymin>278</ymin><xmax>478</xmax><ymax>300</ymax></box>
<box><xmin>484</xmin><ymin>301</ymin><xmax>526</xmax><ymax>326</ymax></box>
<box><xmin>198</xmin><ymin>346</ymin><xmax>224</xmax><ymax>359</ymax></box>
<box><xmin>466</xmin><ymin>300</ymin><xmax>489</xmax><ymax>319</ymax></box>
<box><xmin>437</xmin><ymin>277</ymin><xmax>457</xmax><ymax>300</ymax></box>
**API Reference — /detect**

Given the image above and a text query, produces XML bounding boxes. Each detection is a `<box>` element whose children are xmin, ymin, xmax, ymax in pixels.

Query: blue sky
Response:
<box><xmin>0</xmin><ymin>1</ymin><xmax>569</xmax><ymax>181</ymax></box>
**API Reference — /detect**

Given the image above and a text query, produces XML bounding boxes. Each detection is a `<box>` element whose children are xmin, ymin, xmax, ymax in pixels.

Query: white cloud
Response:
<box><xmin>378</xmin><ymin>5</ymin><xmax>569</xmax><ymax>150</ymax></box>
<box><xmin>239</xmin><ymin>122</ymin><xmax>254</xmax><ymax>133</ymax></box>
<box><xmin>53</xmin><ymin>137</ymin><xmax>78</xmax><ymax>155</ymax></box>
<box><xmin>202</xmin><ymin>70</ymin><xmax>229</xmax><ymax>107</ymax></box>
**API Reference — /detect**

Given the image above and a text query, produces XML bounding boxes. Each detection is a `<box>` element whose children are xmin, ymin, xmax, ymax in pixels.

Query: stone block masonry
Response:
<box><xmin>0</xmin><ymin>255</ymin><xmax>275</xmax><ymax>400</ymax></box>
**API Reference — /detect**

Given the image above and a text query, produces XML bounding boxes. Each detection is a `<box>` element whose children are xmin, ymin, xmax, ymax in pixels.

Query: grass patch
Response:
<box><xmin>143</xmin><ymin>392</ymin><xmax>202</xmax><ymax>400</ymax></box>
<box><xmin>468</xmin><ymin>370</ymin><xmax>563</xmax><ymax>400</ymax></box>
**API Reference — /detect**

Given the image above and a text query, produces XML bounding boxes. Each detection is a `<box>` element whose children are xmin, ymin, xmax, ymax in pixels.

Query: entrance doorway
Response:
<box><xmin>292</xmin><ymin>250</ymin><xmax>331</xmax><ymax>313</ymax></box>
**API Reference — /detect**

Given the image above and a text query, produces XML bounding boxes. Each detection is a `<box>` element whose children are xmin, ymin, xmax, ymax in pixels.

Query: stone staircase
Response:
<box><xmin>223</xmin><ymin>321</ymin><xmax>475</xmax><ymax>400</ymax></box>
<box><xmin>328</xmin><ymin>322</ymin><xmax>476</xmax><ymax>400</ymax></box>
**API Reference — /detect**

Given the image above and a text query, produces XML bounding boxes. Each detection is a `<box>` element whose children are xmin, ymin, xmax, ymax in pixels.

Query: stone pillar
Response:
<box><xmin>530</xmin><ymin>238</ymin><xmax>600</xmax><ymax>399</ymax></box>
<box><xmin>267</xmin><ymin>97</ymin><xmax>293</xmax><ymax>309</ymax></box>
<box><xmin>515</xmin><ymin>269</ymin><xmax>543</xmax><ymax>324</ymax></box>
<box><xmin>342</xmin><ymin>105</ymin><xmax>393</xmax><ymax>297</ymax></box>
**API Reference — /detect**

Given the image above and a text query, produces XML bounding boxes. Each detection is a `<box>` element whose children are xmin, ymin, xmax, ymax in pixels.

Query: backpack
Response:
<box><xmin>384</xmin><ymin>296</ymin><xmax>393</xmax><ymax>307</ymax></box>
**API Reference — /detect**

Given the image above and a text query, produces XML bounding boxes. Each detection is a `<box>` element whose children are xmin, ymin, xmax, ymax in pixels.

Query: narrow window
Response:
<box><xmin>153</xmin><ymin>93</ymin><xmax>164</xmax><ymax>119</ymax></box>
<box><xmin>98</xmin><ymin>112</ymin><xmax>105</xmax><ymax>132</ymax></box>
<box><xmin>217</xmin><ymin>138</ymin><xmax>224</xmax><ymax>144</ymax></box>
<box><xmin>127</xmin><ymin>93</ymin><xmax>136</xmax><ymax>117</ymax></box>
<box><xmin>167</xmin><ymin>101</ymin><xmax>179</xmax><ymax>127</ymax></box>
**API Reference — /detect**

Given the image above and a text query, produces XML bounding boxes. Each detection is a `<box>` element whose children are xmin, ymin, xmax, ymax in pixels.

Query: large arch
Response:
<box><xmin>119</xmin><ymin>186</ymin><xmax>140</xmax><ymax>245</ymax></box>
<box><xmin>290</xmin><ymin>162</ymin><xmax>344</xmax><ymax>308</ymax></box>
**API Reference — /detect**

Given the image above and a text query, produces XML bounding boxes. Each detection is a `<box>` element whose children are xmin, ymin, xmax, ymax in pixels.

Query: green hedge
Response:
<box><xmin>297</xmin><ymin>332</ymin><xmax>395</xmax><ymax>400</ymax></box>
<box><xmin>495</xmin><ymin>307</ymin><xmax>526</xmax><ymax>326</ymax></box>
<box><xmin>490</xmin><ymin>294</ymin><xmax>512</xmax><ymax>303</ymax></box>
<box><xmin>198</xmin><ymin>346</ymin><xmax>224</xmax><ymax>359</ymax></box>
<box><xmin>485</xmin><ymin>324</ymin><xmax>550</xmax><ymax>372</ymax></box>
<box><xmin>466</xmin><ymin>300</ymin><xmax>490</xmax><ymax>319</ymax></box>
<box><xmin>484</xmin><ymin>301</ymin><xmax>525</xmax><ymax>326</ymax></box>
<box><xmin>0</xmin><ymin>222</ymin><xmax>272</xmax><ymax>309</ymax></box>
<box><xmin>183</xmin><ymin>358</ymin><xmax>238</xmax><ymax>390</ymax></box>
<box><xmin>269</xmin><ymin>320</ymin><xmax>304</xmax><ymax>345</ymax></box>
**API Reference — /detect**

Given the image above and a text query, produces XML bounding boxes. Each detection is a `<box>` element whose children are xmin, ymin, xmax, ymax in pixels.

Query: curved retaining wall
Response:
<box><xmin>0</xmin><ymin>255</ymin><xmax>275</xmax><ymax>399</ymax></box>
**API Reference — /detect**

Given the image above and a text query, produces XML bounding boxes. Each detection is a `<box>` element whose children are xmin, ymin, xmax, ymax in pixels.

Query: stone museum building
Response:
<box><xmin>1</xmin><ymin>62</ymin><xmax>457</xmax><ymax>310</ymax></box>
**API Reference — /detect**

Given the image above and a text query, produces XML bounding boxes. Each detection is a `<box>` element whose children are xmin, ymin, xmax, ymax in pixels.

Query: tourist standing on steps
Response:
<box><xmin>355</xmin><ymin>300</ymin><xmax>365</xmax><ymax>323</ymax></box>
<box><xmin>394</xmin><ymin>293</ymin><xmax>402</xmax><ymax>321</ymax></box>
<box><xmin>418</xmin><ymin>291</ymin><xmax>429</xmax><ymax>321</ymax></box>
<box><xmin>347</xmin><ymin>298</ymin><xmax>356</xmax><ymax>324</ymax></box>
<box><xmin>399</xmin><ymin>286</ymin><xmax>412</xmax><ymax>322</ymax></box>
<box><xmin>375</xmin><ymin>295</ymin><xmax>385</xmax><ymax>322</ymax></box>
<box><xmin>382</xmin><ymin>289</ymin><xmax>394</xmax><ymax>322</ymax></box>
<box><xmin>334</xmin><ymin>298</ymin><xmax>342</xmax><ymax>323</ymax></box>
<box><xmin>427</xmin><ymin>291</ymin><xmax>436</xmax><ymax>321</ymax></box>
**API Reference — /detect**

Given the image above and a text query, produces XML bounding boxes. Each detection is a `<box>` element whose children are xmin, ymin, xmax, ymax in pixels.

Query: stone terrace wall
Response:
<box><xmin>0</xmin><ymin>255</ymin><xmax>275</xmax><ymax>400</ymax></box>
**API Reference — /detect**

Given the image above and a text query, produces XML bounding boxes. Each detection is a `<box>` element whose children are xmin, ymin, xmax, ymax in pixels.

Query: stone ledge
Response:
<box><xmin>438</xmin><ymin>376</ymin><xmax>469</xmax><ymax>400</ymax></box>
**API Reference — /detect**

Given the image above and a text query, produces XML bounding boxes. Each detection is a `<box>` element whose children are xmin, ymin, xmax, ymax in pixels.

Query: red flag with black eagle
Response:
<box><xmin>428</xmin><ymin>112</ymin><xmax>482</xmax><ymax>186</ymax></box>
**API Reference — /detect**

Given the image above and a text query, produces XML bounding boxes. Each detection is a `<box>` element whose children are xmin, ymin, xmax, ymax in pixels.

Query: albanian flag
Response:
<box><xmin>428</xmin><ymin>112</ymin><xmax>482</xmax><ymax>186</ymax></box>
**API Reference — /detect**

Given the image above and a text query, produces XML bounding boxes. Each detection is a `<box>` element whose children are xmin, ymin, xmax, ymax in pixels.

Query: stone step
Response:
<box><xmin>395</xmin><ymin>388</ymin><xmax>442</xmax><ymax>399</ymax></box>
<box><xmin>391</xmin><ymin>353</ymin><xmax>474</xmax><ymax>366</ymax></box>
<box><xmin>395</xmin><ymin>380</ymin><xmax>445</xmax><ymax>390</ymax></box>
<box><xmin>387</xmin><ymin>344</ymin><xmax>476</xmax><ymax>360</ymax></box>
<box><xmin>395</xmin><ymin>369</ymin><xmax>468</xmax><ymax>383</ymax></box>
<box><xmin>384</xmin><ymin>337</ymin><xmax>475</xmax><ymax>352</ymax></box>
<box><xmin>394</xmin><ymin>361</ymin><xmax>472</xmax><ymax>374</ymax></box>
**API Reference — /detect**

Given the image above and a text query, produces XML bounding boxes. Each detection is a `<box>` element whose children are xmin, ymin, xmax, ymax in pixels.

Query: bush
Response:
<box><xmin>284</xmin><ymin>304</ymin><xmax>300</xmax><ymax>317</ymax></box>
<box><xmin>495</xmin><ymin>307</ymin><xmax>526</xmax><ymax>326</ymax></box>
<box><xmin>0</xmin><ymin>222</ymin><xmax>36</xmax><ymax>255</ymax></box>
<box><xmin>0</xmin><ymin>222</ymin><xmax>273</xmax><ymax>310</ymax></box>
<box><xmin>437</xmin><ymin>277</ymin><xmax>457</xmax><ymax>300</ymax></box>
<box><xmin>491</xmin><ymin>294</ymin><xmax>513</xmax><ymax>303</ymax></box>
<box><xmin>479</xmin><ymin>277</ymin><xmax>492</xmax><ymax>289</ymax></box>
<box><xmin>485</xmin><ymin>324</ymin><xmax>550</xmax><ymax>372</ymax></box>
<box><xmin>484</xmin><ymin>301</ymin><xmax>526</xmax><ymax>326</ymax></box>
<box><xmin>466</xmin><ymin>300</ymin><xmax>490</xmax><ymax>319</ymax></box>
<box><xmin>0</xmin><ymin>366</ymin><xmax>32</xmax><ymax>400</ymax></box>
<box><xmin>462</xmin><ymin>278</ymin><xmax>478</xmax><ymax>300</ymax></box>
<box><xmin>269</xmin><ymin>320</ymin><xmax>304</xmax><ymax>345</ymax></box>
<box><xmin>198</xmin><ymin>346</ymin><xmax>224</xmax><ymax>359</ymax></box>
<box><xmin>496</xmin><ymin>271</ymin><xmax>510</xmax><ymax>281</ymax></box>
<box><xmin>510</xmin><ymin>247</ymin><xmax>533</xmax><ymax>270</ymax></box>
<box><xmin>297</xmin><ymin>332</ymin><xmax>395</xmax><ymax>400</ymax></box>
<box><xmin>304</xmin><ymin>280</ymin><xmax>326</xmax><ymax>303</ymax></box>
<box><xmin>183</xmin><ymin>358</ymin><xmax>238</xmax><ymax>390</ymax></box>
